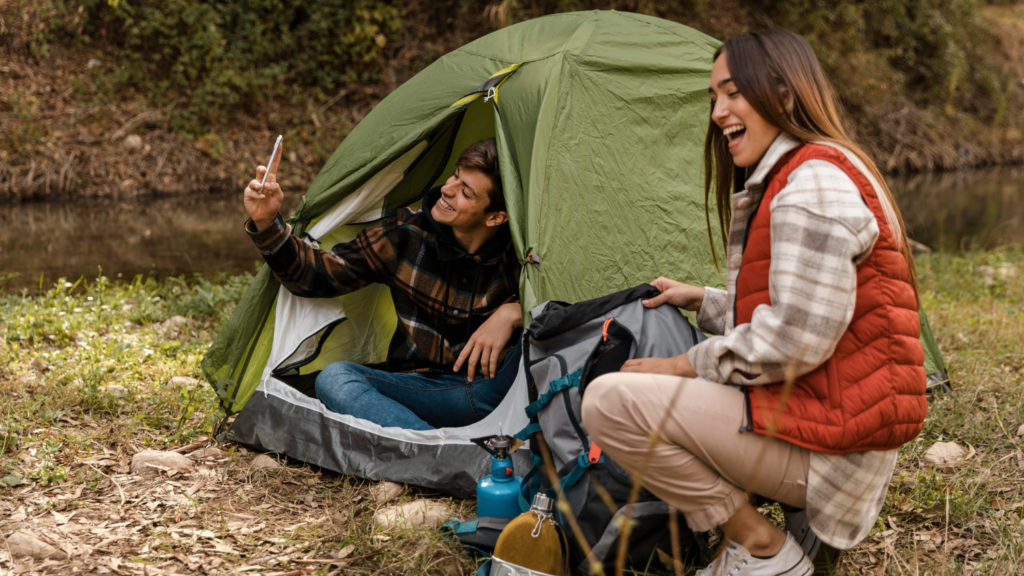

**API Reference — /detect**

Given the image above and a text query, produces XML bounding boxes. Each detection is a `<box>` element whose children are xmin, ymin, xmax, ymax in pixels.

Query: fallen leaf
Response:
<box><xmin>9</xmin><ymin>506</ymin><xmax>28</xmax><ymax>522</ymax></box>
<box><xmin>7</xmin><ymin>530</ymin><xmax>68</xmax><ymax>560</ymax></box>
<box><xmin>924</xmin><ymin>441</ymin><xmax>966</xmax><ymax>470</ymax></box>
<box><xmin>336</xmin><ymin>544</ymin><xmax>356</xmax><ymax>559</ymax></box>
<box><xmin>50</xmin><ymin>510</ymin><xmax>74</xmax><ymax>525</ymax></box>
<box><xmin>80</xmin><ymin>454</ymin><xmax>119</xmax><ymax>467</ymax></box>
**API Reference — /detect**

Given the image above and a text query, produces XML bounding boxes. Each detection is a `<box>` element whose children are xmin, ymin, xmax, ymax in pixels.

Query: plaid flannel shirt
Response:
<box><xmin>689</xmin><ymin>133</ymin><xmax>899</xmax><ymax>549</ymax></box>
<box><xmin>247</xmin><ymin>188</ymin><xmax>521</xmax><ymax>372</ymax></box>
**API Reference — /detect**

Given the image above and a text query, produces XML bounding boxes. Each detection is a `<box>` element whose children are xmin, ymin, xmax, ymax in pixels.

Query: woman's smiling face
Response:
<box><xmin>709</xmin><ymin>51</ymin><xmax>780</xmax><ymax>168</ymax></box>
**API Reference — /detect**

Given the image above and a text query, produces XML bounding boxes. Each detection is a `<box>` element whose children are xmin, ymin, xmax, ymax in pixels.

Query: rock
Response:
<box><xmin>250</xmin><ymin>454</ymin><xmax>281</xmax><ymax>469</ymax></box>
<box><xmin>7</xmin><ymin>530</ymin><xmax>68</xmax><ymax>560</ymax></box>
<box><xmin>168</xmin><ymin>376</ymin><xmax>204</xmax><ymax>389</ymax></box>
<box><xmin>124</xmin><ymin>134</ymin><xmax>143</xmax><ymax>151</ymax></box>
<box><xmin>188</xmin><ymin>446</ymin><xmax>229</xmax><ymax>460</ymax></box>
<box><xmin>368</xmin><ymin>481</ymin><xmax>405</xmax><ymax>505</ymax></box>
<box><xmin>157</xmin><ymin>316</ymin><xmax>189</xmax><ymax>338</ymax></box>
<box><xmin>162</xmin><ymin>315</ymin><xmax>188</xmax><ymax>328</ymax></box>
<box><xmin>103</xmin><ymin>384</ymin><xmax>128</xmax><ymax>397</ymax></box>
<box><xmin>373</xmin><ymin>499</ymin><xmax>453</xmax><ymax>531</ymax></box>
<box><xmin>131</xmin><ymin>450</ymin><xmax>194</xmax><ymax>476</ymax></box>
<box><xmin>923</xmin><ymin>441</ymin><xmax>967</xmax><ymax>470</ymax></box>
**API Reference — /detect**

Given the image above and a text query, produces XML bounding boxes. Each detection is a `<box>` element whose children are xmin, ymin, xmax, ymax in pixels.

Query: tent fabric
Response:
<box><xmin>202</xmin><ymin>10</ymin><xmax>947</xmax><ymax>497</ymax></box>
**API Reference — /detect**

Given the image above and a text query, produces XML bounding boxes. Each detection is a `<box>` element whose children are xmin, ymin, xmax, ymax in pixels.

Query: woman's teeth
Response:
<box><xmin>723</xmin><ymin>125</ymin><xmax>745</xmax><ymax>139</ymax></box>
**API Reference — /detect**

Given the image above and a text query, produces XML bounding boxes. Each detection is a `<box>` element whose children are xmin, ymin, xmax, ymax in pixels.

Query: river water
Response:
<box><xmin>1</xmin><ymin>165</ymin><xmax>1021</xmax><ymax>295</ymax></box>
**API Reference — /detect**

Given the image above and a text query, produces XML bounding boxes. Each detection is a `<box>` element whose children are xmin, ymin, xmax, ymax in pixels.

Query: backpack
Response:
<box><xmin>516</xmin><ymin>284</ymin><xmax>710</xmax><ymax>574</ymax></box>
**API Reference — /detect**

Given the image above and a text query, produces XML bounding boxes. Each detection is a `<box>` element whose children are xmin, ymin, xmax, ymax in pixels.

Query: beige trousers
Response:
<box><xmin>580</xmin><ymin>372</ymin><xmax>809</xmax><ymax>532</ymax></box>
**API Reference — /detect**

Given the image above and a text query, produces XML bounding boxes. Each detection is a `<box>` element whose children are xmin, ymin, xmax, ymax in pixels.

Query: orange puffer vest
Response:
<box><xmin>736</xmin><ymin>144</ymin><xmax>927</xmax><ymax>454</ymax></box>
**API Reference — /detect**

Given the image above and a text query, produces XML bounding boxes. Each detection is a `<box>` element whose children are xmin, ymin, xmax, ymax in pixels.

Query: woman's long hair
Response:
<box><xmin>703</xmin><ymin>29</ymin><xmax>918</xmax><ymax>294</ymax></box>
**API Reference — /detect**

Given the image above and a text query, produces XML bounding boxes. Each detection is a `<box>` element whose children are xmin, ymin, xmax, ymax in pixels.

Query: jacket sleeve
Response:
<box><xmin>696</xmin><ymin>286</ymin><xmax>728</xmax><ymax>335</ymax></box>
<box><xmin>245</xmin><ymin>213</ymin><xmax>396</xmax><ymax>298</ymax></box>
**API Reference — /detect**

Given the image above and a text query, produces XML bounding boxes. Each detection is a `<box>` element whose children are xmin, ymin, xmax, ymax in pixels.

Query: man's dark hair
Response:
<box><xmin>456</xmin><ymin>138</ymin><xmax>504</xmax><ymax>212</ymax></box>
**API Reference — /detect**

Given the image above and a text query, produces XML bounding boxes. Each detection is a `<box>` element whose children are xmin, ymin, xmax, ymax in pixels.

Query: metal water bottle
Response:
<box><xmin>475</xmin><ymin>435</ymin><xmax>523</xmax><ymax>518</ymax></box>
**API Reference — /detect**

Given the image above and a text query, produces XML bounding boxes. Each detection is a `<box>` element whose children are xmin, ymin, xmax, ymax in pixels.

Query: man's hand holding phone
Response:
<box><xmin>244</xmin><ymin>134</ymin><xmax>284</xmax><ymax>231</ymax></box>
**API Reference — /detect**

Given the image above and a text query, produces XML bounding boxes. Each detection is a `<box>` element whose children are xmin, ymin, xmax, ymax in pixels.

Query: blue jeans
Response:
<box><xmin>314</xmin><ymin>343</ymin><xmax>522</xmax><ymax>430</ymax></box>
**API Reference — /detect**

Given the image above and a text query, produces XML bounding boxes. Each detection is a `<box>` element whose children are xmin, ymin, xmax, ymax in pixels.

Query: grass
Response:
<box><xmin>873</xmin><ymin>246</ymin><xmax>1024</xmax><ymax>575</ymax></box>
<box><xmin>1</xmin><ymin>246</ymin><xmax>1022</xmax><ymax>574</ymax></box>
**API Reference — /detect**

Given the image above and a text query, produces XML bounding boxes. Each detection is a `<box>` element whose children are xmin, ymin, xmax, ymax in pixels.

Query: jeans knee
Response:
<box><xmin>315</xmin><ymin>362</ymin><xmax>366</xmax><ymax>398</ymax></box>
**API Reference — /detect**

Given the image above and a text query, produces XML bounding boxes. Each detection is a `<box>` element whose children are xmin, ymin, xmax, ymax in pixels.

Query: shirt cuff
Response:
<box><xmin>245</xmin><ymin>214</ymin><xmax>291</xmax><ymax>256</ymax></box>
<box><xmin>696</xmin><ymin>287</ymin><xmax>728</xmax><ymax>335</ymax></box>
<box><xmin>687</xmin><ymin>339</ymin><xmax>718</xmax><ymax>382</ymax></box>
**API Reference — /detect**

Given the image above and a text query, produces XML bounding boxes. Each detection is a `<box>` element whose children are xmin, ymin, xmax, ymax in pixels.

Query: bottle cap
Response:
<box><xmin>530</xmin><ymin>492</ymin><xmax>555</xmax><ymax>514</ymax></box>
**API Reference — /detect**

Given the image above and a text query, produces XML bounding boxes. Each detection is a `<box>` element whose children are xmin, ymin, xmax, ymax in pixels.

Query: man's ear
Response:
<box><xmin>486</xmin><ymin>211</ymin><xmax>509</xmax><ymax>227</ymax></box>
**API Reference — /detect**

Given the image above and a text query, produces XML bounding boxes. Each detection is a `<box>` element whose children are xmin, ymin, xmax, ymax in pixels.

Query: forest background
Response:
<box><xmin>1</xmin><ymin>0</ymin><xmax>1023</xmax><ymax>202</ymax></box>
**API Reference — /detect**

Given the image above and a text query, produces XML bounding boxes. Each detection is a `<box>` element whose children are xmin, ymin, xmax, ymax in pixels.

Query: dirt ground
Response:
<box><xmin>1</xmin><ymin>437</ymin><xmax>473</xmax><ymax>575</ymax></box>
<box><xmin>0</xmin><ymin>49</ymin><xmax>345</xmax><ymax>202</ymax></box>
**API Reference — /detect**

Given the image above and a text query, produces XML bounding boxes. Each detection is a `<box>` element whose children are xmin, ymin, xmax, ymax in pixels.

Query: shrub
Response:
<box><xmin>27</xmin><ymin>0</ymin><xmax>402</xmax><ymax>134</ymax></box>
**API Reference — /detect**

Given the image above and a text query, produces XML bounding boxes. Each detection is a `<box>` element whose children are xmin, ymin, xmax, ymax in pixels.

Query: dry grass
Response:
<box><xmin>2</xmin><ymin>246</ymin><xmax>1022</xmax><ymax>575</ymax></box>
<box><xmin>0</xmin><ymin>275</ymin><xmax>476</xmax><ymax>575</ymax></box>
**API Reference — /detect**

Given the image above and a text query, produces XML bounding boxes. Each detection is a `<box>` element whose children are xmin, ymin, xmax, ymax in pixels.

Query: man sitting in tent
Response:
<box><xmin>242</xmin><ymin>138</ymin><xmax>522</xmax><ymax>430</ymax></box>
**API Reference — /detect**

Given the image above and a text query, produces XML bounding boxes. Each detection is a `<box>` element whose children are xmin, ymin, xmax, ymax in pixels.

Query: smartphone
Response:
<box><xmin>259</xmin><ymin>134</ymin><xmax>284</xmax><ymax>189</ymax></box>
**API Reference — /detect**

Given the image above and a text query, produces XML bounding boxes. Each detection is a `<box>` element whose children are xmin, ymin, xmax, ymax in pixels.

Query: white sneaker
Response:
<box><xmin>696</xmin><ymin>533</ymin><xmax>813</xmax><ymax>576</ymax></box>
<box><xmin>782</xmin><ymin>506</ymin><xmax>821</xmax><ymax>560</ymax></box>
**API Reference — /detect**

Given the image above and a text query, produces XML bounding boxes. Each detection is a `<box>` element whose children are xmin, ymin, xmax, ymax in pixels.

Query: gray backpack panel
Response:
<box><xmin>521</xmin><ymin>284</ymin><xmax>708</xmax><ymax>573</ymax></box>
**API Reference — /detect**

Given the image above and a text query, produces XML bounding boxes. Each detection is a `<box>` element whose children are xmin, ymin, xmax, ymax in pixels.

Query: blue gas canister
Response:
<box><xmin>474</xmin><ymin>435</ymin><xmax>523</xmax><ymax>518</ymax></box>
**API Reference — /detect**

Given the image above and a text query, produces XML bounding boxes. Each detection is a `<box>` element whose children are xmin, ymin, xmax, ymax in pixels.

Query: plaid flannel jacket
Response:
<box><xmin>247</xmin><ymin>188</ymin><xmax>521</xmax><ymax>372</ymax></box>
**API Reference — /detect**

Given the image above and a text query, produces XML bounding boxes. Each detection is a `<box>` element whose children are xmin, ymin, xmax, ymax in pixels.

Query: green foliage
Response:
<box><xmin>749</xmin><ymin>0</ymin><xmax>1004</xmax><ymax>122</ymax></box>
<box><xmin>33</xmin><ymin>0</ymin><xmax>402</xmax><ymax>134</ymax></box>
<box><xmin>8</xmin><ymin>0</ymin><xmax>1010</xmax><ymax>139</ymax></box>
<box><xmin>0</xmin><ymin>273</ymin><xmax>250</xmax><ymax>488</ymax></box>
<box><xmin>5</xmin><ymin>92</ymin><xmax>43</xmax><ymax>152</ymax></box>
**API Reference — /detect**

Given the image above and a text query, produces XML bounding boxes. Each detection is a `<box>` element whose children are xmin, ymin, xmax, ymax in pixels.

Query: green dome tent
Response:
<box><xmin>202</xmin><ymin>10</ymin><xmax>947</xmax><ymax>496</ymax></box>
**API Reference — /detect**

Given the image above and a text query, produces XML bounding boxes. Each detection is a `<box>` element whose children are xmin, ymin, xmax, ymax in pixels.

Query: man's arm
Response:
<box><xmin>242</xmin><ymin>149</ymin><xmax>386</xmax><ymax>298</ymax></box>
<box><xmin>453</xmin><ymin>301</ymin><xmax>523</xmax><ymax>382</ymax></box>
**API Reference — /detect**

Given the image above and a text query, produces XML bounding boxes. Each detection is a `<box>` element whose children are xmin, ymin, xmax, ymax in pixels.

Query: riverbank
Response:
<box><xmin>1</xmin><ymin>3</ymin><xmax>1022</xmax><ymax>202</ymax></box>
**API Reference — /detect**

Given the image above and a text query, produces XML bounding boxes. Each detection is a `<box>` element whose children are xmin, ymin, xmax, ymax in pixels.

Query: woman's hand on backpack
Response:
<box><xmin>621</xmin><ymin>353</ymin><xmax>696</xmax><ymax>377</ymax></box>
<box><xmin>643</xmin><ymin>277</ymin><xmax>705</xmax><ymax>312</ymax></box>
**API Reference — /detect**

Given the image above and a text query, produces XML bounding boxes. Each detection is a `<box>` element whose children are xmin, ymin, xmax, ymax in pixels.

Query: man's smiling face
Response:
<box><xmin>431</xmin><ymin>167</ymin><xmax>496</xmax><ymax>233</ymax></box>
